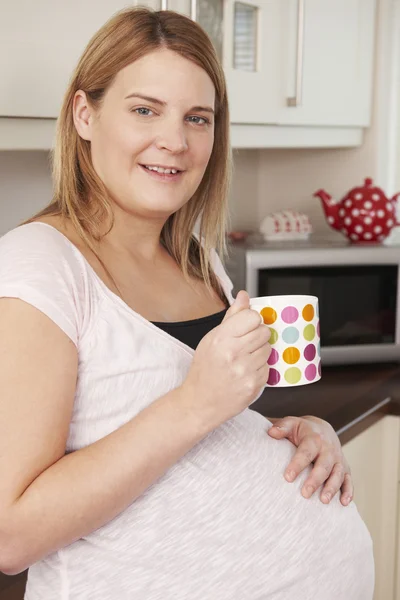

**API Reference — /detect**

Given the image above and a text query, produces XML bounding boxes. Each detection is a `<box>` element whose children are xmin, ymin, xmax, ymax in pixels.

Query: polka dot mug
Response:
<box><xmin>250</xmin><ymin>295</ymin><xmax>321</xmax><ymax>387</ymax></box>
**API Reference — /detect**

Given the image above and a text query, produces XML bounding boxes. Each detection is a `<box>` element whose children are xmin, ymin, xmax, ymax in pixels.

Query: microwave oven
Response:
<box><xmin>225</xmin><ymin>237</ymin><xmax>400</xmax><ymax>366</ymax></box>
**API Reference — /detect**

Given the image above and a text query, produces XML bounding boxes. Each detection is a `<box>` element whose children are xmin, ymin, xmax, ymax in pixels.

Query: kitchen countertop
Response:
<box><xmin>251</xmin><ymin>361</ymin><xmax>400</xmax><ymax>444</ymax></box>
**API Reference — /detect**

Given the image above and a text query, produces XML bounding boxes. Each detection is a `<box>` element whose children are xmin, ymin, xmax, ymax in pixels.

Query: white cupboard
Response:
<box><xmin>342</xmin><ymin>415</ymin><xmax>400</xmax><ymax>600</ymax></box>
<box><xmin>222</xmin><ymin>0</ymin><xmax>280</xmax><ymax>125</ymax></box>
<box><xmin>276</xmin><ymin>0</ymin><xmax>376</xmax><ymax>127</ymax></box>
<box><xmin>0</xmin><ymin>1</ymin><xmax>133</xmax><ymax>119</ymax></box>
<box><xmin>162</xmin><ymin>0</ymin><xmax>192</xmax><ymax>16</ymax></box>
<box><xmin>140</xmin><ymin>0</ymin><xmax>377</xmax><ymax>127</ymax></box>
<box><xmin>223</xmin><ymin>0</ymin><xmax>376</xmax><ymax>128</ymax></box>
<box><xmin>0</xmin><ymin>0</ymin><xmax>377</xmax><ymax>149</ymax></box>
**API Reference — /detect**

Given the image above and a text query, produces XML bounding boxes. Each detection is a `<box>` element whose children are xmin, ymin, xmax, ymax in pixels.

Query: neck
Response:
<box><xmin>101</xmin><ymin>207</ymin><xmax>168</xmax><ymax>262</ymax></box>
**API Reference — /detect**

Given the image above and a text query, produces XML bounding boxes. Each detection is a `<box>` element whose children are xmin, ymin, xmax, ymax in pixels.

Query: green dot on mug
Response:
<box><xmin>284</xmin><ymin>367</ymin><xmax>302</xmax><ymax>384</ymax></box>
<box><xmin>303</xmin><ymin>324</ymin><xmax>315</xmax><ymax>341</ymax></box>
<box><xmin>269</xmin><ymin>328</ymin><xmax>278</xmax><ymax>345</ymax></box>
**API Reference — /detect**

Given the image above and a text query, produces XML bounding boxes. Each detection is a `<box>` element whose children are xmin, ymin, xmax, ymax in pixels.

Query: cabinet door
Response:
<box><xmin>133</xmin><ymin>0</ymin><xmax>161</xmax><ymax>8</ymax></box>
<box><xmin>0</xmin><ymin>1</ymin><xmax>131</xmax><ymax>118</ymax></box>
<box><xmin>165</xmin><ymin>0</ymin><xmax>191</xmax><ymax>16</ymax></box>
<box><xmin>342</xmin><ymin>416</ymin><xmax>400</xmax><ymax>600</ymax></box>
<box><xmin>222</xmin><ymin>0</ymin><xmax>280</xmax><ymax>124</ymax></box>
<box><xmin>276</xmin><ymin>0</ymin><xmax>376</xmax><ymax>127</ymax></box>
<box><xmin>167</xmin><ymin>0</ymin><xmax>224</xmax><ymax>61</ymax></box>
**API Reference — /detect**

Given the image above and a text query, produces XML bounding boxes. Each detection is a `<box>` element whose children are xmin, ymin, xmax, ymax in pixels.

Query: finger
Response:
<box><xmin>257</xmin><ymin>364</ymin><xmax>270</xmax><ymax>384</ymax></box>
<box><xmin>240</xmin><ymin>326</ymin><xmax>271</xmax><ymax>354</ymax></box>
<box><xmin>283</xmin><ymin>434</ymin><xmax>322</xmax><ymax>484</ymax></box>
<box><xmin>340</xmin><ymin>472</ymin><xmax>354</xmax><ymax>506</ymax></box>
<box><xmin>267</xmin><ymin>416</ymin><xmax>298</xmax><ymax>438</ymax></box>
<box><xmin>301</xmin><ymin>451</ymin><xmax>335</xmax><ymax>499</ymax></box>
<box><xmin>242</xmin><ymin>344</ymin><xmax>272</xmax><ymax>371</ymax></box>
<box><xmin>220</xmin><ymin>308</ymin><xmax>264</xmax><ymax>338</ymax></box>
<box><xmin>222</xmin><ymin>290</ymin><xmax>250</xmax><ymax>321</ymax></box>
<box><xmin>316</xmin><ymin>462</ymin><xmax>345</xmax><ymax>503</ymax></box>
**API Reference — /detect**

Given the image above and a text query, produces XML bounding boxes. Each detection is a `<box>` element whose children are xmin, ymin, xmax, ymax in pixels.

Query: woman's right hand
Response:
<box><xmin>181</xmin><ymin>290</ymin><xmax>271</xmax><ymax>430</ymax></box>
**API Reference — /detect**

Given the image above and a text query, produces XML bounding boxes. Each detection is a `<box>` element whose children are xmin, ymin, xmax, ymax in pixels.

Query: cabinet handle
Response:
<box><xmin>190</xmin><ymin>0</ymin><xmax>197</xmax><ymax>21</ymax></box>
<box><xmin>287</xmin><ymin>0</ymin><xmax>305</xmax><ymax>107</ymax></box>
<box><xmin>161</xmin><ymin>0</ymin><xmax>168</xmax><ymax>9</ymax></box>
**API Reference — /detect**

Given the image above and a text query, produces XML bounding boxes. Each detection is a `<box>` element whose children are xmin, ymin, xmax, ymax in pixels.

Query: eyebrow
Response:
<box><xmin>124</xmin><ymin>93</ymin><xmax>215</xmax><ymax>115</ymax></box>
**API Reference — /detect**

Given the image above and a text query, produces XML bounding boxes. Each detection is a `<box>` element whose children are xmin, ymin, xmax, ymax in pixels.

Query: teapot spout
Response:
<box><xmin>313</xmin><ymin>189</ymin><xmax>340</xmax><ymax>229</ymax></box>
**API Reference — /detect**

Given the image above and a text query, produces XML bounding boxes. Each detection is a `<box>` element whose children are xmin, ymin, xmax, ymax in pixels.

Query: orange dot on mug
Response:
<box><xmin>261</xmin><ymin>307</ymin><xmax>277</xmax><ymax>325</ymax></box>
<box><xmin>302</xmin><ymin>304</ymin><xmax>315</xmax><ymax>322</ymax></box>
<box><xmin>283</xmin><ymin>347</ymin><xmax>300</xmax><ymax>364</ymax></box>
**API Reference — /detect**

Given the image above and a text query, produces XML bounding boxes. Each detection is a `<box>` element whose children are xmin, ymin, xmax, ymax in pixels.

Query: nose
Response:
<box><xmin>155</xmin><ymin>119</ymin><xmax>189</xmax><ymax>154</ymax></box>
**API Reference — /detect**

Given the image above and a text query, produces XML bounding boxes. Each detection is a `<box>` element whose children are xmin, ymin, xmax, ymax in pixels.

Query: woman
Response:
<box><xmin>0</xmin><ymin>7</ymin><xmax>373</xmax><ymax>599</ymax></box>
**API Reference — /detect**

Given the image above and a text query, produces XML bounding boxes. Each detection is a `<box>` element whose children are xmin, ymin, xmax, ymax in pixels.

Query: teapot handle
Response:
<box><xmin>392</xmin><ymin>193</ymin><xmax>400</xmax><ymax>225</ymax></box>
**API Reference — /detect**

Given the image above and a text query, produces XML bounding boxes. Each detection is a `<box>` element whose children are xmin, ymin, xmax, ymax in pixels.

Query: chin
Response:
<box><xmin>134</xmin><ymin>195</ymin><xmax>192</xmax><ymax>217</ymax></box>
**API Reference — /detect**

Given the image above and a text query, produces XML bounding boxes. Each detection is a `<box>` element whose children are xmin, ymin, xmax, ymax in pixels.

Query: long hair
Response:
<box><xmin>25</xmin><ymin>7</ymin><xmax>232</xmax><ymax>297</ymax></box>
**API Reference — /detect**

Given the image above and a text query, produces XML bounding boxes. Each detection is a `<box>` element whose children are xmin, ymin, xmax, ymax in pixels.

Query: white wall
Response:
<box><xmin>228</xmin><ymin>120</ymin><xmax>379</xmax><ymax>240</ymax></box>
<box><xmin>0</xmin><ymin>151</ymin><xmax>52</xmax><ymax>236</ymax></box>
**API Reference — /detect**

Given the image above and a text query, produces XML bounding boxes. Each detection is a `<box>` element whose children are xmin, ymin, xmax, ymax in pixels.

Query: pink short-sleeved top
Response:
<box><xmin>0</xmin><ymin>223</ymin><xmax>374</xmax><ymax>600</ymax></box>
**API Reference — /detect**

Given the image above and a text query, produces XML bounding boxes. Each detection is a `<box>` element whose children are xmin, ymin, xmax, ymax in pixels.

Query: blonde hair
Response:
<box><xmin>26</xmin><ymin>7</ymin><xmax>232</xmax><ymax>297</ymax></box>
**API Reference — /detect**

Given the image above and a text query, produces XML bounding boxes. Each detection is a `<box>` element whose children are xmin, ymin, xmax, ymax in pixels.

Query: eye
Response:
<box><xmin>132</xmin><ymin>107</ymin><xmax>154</xmax><ymax>116</ymax></box>
<box><xmin>188</xmin><ymin>115</ymin><xmax>210</xmax><ymax>126</ymax></box>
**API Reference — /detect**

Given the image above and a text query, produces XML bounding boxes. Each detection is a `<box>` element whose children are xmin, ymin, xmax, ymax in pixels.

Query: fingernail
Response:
<box><xmin>302</xmin><ymin>485</ymin><xmax>314</xmax><ymax>498</ymax></box>
<box><xmin>343</xmin><ymin>494</ymin><xmax>352</xmax><ymax>506</ymax></box>
<box><xmin>285</xmin><ymin>470</ymin><xmax>295</xmax><ymax>482</ymax></box>
<box><xmin>322</xmin><ymin>493</ymin><xmax>331</xmax><ymax>502</ymax></box>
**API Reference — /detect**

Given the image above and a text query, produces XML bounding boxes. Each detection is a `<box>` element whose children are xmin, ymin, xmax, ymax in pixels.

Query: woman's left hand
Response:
<box><xmin>268</xmin><ymin>415</ymin><xmax>353</xmax><ymax>506</ymax></box>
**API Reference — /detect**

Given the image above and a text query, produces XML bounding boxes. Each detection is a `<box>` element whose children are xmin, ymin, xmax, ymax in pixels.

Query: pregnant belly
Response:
<box><xmin>61</xmin><ymin>410</ymin><xmax>374</xmax><ymax>599</ymax></box>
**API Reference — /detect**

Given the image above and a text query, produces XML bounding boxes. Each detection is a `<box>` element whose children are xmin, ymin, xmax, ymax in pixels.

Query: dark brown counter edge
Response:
<box><xmin>251</xmin><ymin>362</ymin><xmax>400</xmax><ymax>445</ymax></box>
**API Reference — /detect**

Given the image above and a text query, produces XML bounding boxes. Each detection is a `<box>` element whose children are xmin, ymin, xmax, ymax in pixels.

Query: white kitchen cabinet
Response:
<box><xmin>133</xmin><ymin>0</ymin><xmax>160</xmax><ymax>8</ymax></box>
<box><xmin>222</xmin><ymin>0</ymin><xmax>376</xmax><ymax>127</ymax></box>
<box><xmin>166</xmin><ymin>0</ymin><xmax>377</xmax><ymax>128</ymax></box>
<box><xmin>0</xmin><ymin>0</ymin><xmax>378</xmax><ymax>148</ymax></box>
<box><xmin>162</xmin><ymin>0</ymin><xmax>191</xmax><ymax>16</ymax></box>
<box><xmin>342</xmin><ymin>416</ymin><xmax>400</xmax><ymax>600</ymax></box>
<box><xmin>0</xmin><ymin>1</ymin><xmax>132</xmax><ymax>119</ymax></box>
<box><xmin>276</xmin><ymin>0</ymin><xmax>376</xmax><ymax>127</ymax></box>
<box><xmin>133</xmin><ymin>1</ymin><xmax>194</xmax><ymax>18</ymax></box>
<box><xmin>222</xmin><ymin>0</ymin><xmax>280</xmax><ymax>125</ymax></box>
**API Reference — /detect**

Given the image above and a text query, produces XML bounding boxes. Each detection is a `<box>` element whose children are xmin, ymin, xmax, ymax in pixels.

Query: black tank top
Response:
<box><xmin>151</xmin><ymin>307</ymin><xmax>228</xmax><ymax>350</ymax></box>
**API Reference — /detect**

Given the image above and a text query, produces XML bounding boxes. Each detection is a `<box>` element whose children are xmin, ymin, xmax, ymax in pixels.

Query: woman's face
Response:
<box><xmin>74</xmin><ymin>48</ymin><xmax>216</xmax><ymax>220</ymax></box>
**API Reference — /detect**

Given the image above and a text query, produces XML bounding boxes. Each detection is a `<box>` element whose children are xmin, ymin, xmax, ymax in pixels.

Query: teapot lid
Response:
<box><xmin>346</xmin><ymin>177</ymin><xmax>386</xmax><ymax>202</ymax></box>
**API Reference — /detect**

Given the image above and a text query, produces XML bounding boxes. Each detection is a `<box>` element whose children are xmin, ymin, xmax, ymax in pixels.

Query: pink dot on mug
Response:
<box><xmin>268</xmin><ymin>348</ymin><xmax>279</xmax><ymax>366</ymax></box>
<box><xmin>281</xmin><ymin>306</ymin><xmax>299</xmax><ymax>324</ymax></box>
<box><xmin>304</xmin><ymin>344</ymin><xmax>316</xmax><ymax>361</ymax></box>
<box><xmin>305</xmin><ymin>364</ymin><xmax>317</xmax><ymax>381</ymax></box>
<box><xmin>267</xmin><ymin>368</ymin><xmax>280</xmax><ymax>386</ymax></box>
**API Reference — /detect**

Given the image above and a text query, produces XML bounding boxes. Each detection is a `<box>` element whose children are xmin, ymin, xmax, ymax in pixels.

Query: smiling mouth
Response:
<box><xmin>139</xmin><ymin>164</ymin><xmax>184</xmax><ymax>181</ymax></box>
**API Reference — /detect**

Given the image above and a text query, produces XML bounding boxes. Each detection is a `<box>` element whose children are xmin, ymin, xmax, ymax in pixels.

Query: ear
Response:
<box><xmin>73</xmin><ymin>90</ymin><xmax>93</xmax><ymax>141</ymax></box>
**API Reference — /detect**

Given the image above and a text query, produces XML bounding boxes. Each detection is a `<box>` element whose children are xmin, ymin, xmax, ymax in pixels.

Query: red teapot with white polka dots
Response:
<box><xmin>314</xmin><ymin>177</ymin><xmax>400</xmax><ymax>243</ymax></box>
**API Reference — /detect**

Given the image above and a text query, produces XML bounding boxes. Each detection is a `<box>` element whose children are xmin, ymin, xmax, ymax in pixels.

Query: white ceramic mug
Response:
<box><xmin>250</xmin><ymin>295</ymin><xmax>321</xmax><ymax>387</ymax></box>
